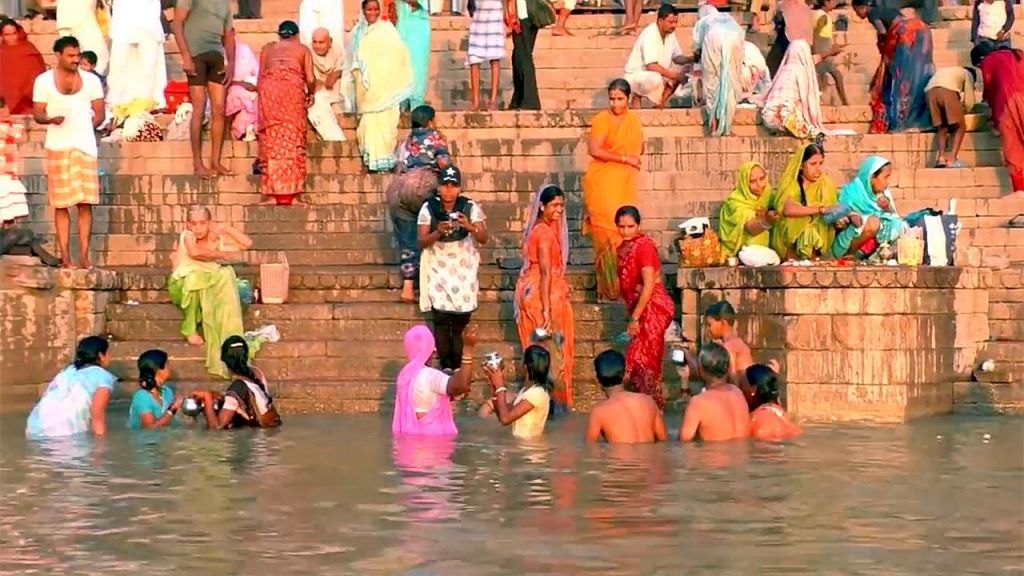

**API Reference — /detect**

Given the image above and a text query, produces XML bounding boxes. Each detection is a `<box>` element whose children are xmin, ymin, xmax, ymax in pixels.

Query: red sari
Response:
<box><xmin>980</xmin><ymin>49</ymin><xmax>1024</xmax><ymax>192</ymax></box>
<box><xmin>0</xmin><ymin>24</ymin><xmax>46</xmax><ymax>114</ymax></box>
<box><xmin>257</xmin><ymin>59</ymin><xmax>308</xmax><ymax>205</ymax></box>
<box><xmin>617</xmin><ymin>234</ymin><xmax>675</xmax><ymax>408</ymax></box>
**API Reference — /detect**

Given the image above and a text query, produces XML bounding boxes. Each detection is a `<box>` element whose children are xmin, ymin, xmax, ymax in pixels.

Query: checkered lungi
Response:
<box><xmin>46</xmin><ymin>149</ymin><xmax>99</xmax><ymax>209</ymax></box>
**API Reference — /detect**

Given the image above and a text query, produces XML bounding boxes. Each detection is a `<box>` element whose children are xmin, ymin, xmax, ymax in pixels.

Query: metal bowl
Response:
<box><xmin>181</xmin><ymin>397</ymin><xmax>203</xmax><ymax>417</ymax></box>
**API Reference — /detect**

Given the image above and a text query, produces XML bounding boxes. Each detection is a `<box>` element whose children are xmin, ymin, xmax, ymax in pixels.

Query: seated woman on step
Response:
<box><xmin>770</xmin><ymin>142</ymin><xmax>850</xmax><ymax>261</ymax></box>
<box><xmin>718</xmin><ymin>161</ymin><xmax>779</xmax><ymax>258</ymax></box>
<box><xmin>26</xmin><ymin>336</ymin><xmax>114</xmax><ymax>439</ymax></box>
<box><xmin>170</xmin><ymin>205</ymin><xmax>253</xmax><ymax>379</ymax></box>
<box><xmin>832</xmin><ymin>156</ymin><xmax>907</xmax><ymax>259</ymax></box>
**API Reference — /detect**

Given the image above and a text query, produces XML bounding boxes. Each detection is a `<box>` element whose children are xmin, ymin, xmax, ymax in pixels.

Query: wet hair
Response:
<box><xmin>698</xmin><ymin>342</ymin><xmax>730</xmax><ymax>380</ymax></box>
<box><xmin>656</xmin><ymin>3</ymin><xmax>677</xmax><ymax>20</ymax></box>
<box><xmin>747</xmin><ymin>364</ymin><xmax>780</xmax><ymax>406</ymax></box>
<box><xmin>73</xmin><ymin>336</ymin><xmax>109</xmax><ymax>369</ymax></box>
<box><xmin>53</xmin><ymin>35</ymin><xmax>80</xmax><ymax>54</ymax></box>
<box><xmin>187</xmin><ymin>204</ymin><xmax>212</xmax><ymax>220</ymax></box>
<box><xmin>608</xmin><ymin>78</ymin><xmax>632</xmax><ymax>98</ymax></box>
<box><xmin>523</xmin><ymin>345</ymin><xmax>553</xmax><ymax>392</ymax></box>
<box><xmin>220</xmin><ymin>335</ymin><xmax>272</xmax><ymax>397</ymax></box>
<box><xmin>539</xmin><ymin>185</ymin><xmax>563</xmax><ymax>206</ymax></box>
<box><xmin>964</xmin><ymin>67</ymin><xmax>978</xmax><ymax>84</ymax></box>
<box><xmin>138</xmin><ymin>349</ymin><xmax>169</xmax><ymax>391</ymax></box>
<box><xmin>705</xmin><ymin>300</ymin><xmax>737</xmax><ymax>325</ymax></box>
<box><xmin>410</xmin><ymin>105</ymin><xmax>435</xmax><ymax>129</ymax></box>
<box><xmin>614</xmin><ymin>205</ymin><xmax>642</xmax><ymax>226</ymax></box>
<box><xmin>80</xmin><ymin>50</ymin><xmax>98</xmax><ymax>66</ymax></box>
<box><xmin>594</xmin><ymin>349</ymin><xmax>626</xmax><ymax>387</ymax></box>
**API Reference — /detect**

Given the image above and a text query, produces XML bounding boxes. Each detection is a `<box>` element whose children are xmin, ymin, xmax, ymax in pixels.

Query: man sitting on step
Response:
<box><xmin>308</xmin><ymin>27</ymin><xmax>347</xmax><ymax>141</ymax></box>
<box><xmin>623</xmin><ymin>3</ymin><xmax>687</xmax><ymax>109</ymax></box>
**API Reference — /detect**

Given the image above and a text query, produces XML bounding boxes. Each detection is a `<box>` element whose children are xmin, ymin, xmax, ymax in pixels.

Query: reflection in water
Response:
<box><xmin>0</xmin><ymin>413</ymin><xmax>1022</xmax><ymax>574</ymax></box>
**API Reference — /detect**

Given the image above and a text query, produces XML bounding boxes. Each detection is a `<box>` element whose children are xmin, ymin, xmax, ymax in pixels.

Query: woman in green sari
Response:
<box><xmin>769</xmin><ymin>142</ymin><xmax>847</xmax><ymax>260</ymax></box>
<box><xmin>832</xmin><ymin>155</ymin><xmax>905</xmax><ymax>259</ymax></box>
<box><xmin>169</xmin><ymin>206</ymin><xmax>253</xmax><ymax>378</ymax></box>
<box><xmin>718</xmin><ymin>161</ymin><xmax>780</xmax><ymax>257</ymax></box>
<box><xmin>348</xmin><ymin>0</ymin><xmax>415</xmax><ymax>172</ymax></box>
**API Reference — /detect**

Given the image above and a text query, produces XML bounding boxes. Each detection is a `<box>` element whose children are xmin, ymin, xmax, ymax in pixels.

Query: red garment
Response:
<box><xmin>980</xmin><ymin>50</ymin><xmax>1024</xmax><ymax>191</ymax></box>
<box><xmin>0</xmin><ymin>24</ymin><xmax>47</xmax><ymax>114</ymax></box>
<box><xmin>257</xmin><ymin>63</ymin><xmax>307</xmax><ymax>205</ymax></box>
<box><xmin>750</xmin><ymin>403</ymin><xmax>802</xmax><ymax>441</ymax></box>
<box><xmin>617</xmin><ymin>234</ymin><xmax>675</xmax><ymax>408</ymax></box>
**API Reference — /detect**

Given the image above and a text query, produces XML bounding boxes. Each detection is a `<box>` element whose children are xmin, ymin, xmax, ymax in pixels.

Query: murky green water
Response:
<box><xmin>1</xmin><ymin>412</ymin><xmax>1022</xmax><ymax>575</ymax></box>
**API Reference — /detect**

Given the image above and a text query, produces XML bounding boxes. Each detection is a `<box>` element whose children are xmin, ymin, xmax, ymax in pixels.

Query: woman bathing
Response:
<box><xmin>169</xmin><ymin>205</ymin><xmax>253</xmax><ymax>378</ymax></box>
<box><xmin>480</xmin><ymin>345</ymin><xmax>553</xmax><ymax>438</ymax></box>
<box><xmin>515</xmin><ymin>185</ymin><xmax>575</xmax><ymax>412</ymax></box>
<box><xmin>26</xmin><ymin>336</ymin><xmax>114</xmax><ymax>439</ymax></box>
<box><xmin>747</xmin><ymin>364</ymin><xmax>802</xmax><ymax>441</ymax></box>
<box><xmin>582</xmin><ymin>79</ymin><xmax>644</xmax><ymax>302</ymax></box>
<box><xmin>214</xmin><ymin>336</ymin><xmax>282</xmax><ymax>429</ymax></box>
<box><xmin>392</xmin><ymin>324</ymin><xmax>478</xmax><ymax>435</ymax></box>
<box><xmin>128</xmin><ymin>349</ymin><xmax>224</xmax><ymax>429</ymax></box>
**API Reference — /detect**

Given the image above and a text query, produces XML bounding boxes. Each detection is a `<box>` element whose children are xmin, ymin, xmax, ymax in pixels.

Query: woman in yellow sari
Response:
<box><xmin>582</xmin><ymin>79</ymin><xmax>644</xmax><ymax>301</ymax></box>
<box><xmin>769</xmin><ymin>141</ymin><xmax>844</xmax><ymax>260</ymax></box>
<box><xmin>717</xmin><ymin>161</ymin><xmax>779</xmax><ymax>257</ymax></box>
<box><xmin>348</xmin><ymin>0</ymin><xmax>414</xmax><ymax>172</ymax></box>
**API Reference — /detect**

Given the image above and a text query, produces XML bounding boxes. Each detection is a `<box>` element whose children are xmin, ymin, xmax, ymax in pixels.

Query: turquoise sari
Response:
<box><xmin>397</xmin><ymin>0</ymin><xmax>430</xmax><ymax>109</ymax></box>
<box><xmin>832</xmin><ymin>155</ymin><xmax>906</xmax><ymax>258</ymax></box>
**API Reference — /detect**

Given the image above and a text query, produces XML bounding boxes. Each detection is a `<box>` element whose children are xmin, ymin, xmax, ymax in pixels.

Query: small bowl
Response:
<box><xmin>181</xmin><ymin>397</ymin><xmax>203</xmax><ymax>417</ymax></box>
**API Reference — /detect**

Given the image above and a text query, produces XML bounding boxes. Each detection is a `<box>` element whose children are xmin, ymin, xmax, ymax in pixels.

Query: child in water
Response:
<box><xmin>747</xmin><ymin>364</ymin><xmax>801</xmax><ymax>441</ymax></box>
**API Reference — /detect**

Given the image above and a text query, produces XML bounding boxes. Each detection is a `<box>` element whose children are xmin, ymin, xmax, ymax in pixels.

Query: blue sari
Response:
<box><xmin>397</xmin><ymin>0</ymin><xmax>431</xmax><ymax>109</ymax></box>
<box><xmin>831</xmin><ymin>156</ymin><xmax>906</xmax><ymax>258</ymax></box>
<box><xmin>869</xmin><ymin>14</ymin><xmax>934</xmax><ymax>133</ymax></box>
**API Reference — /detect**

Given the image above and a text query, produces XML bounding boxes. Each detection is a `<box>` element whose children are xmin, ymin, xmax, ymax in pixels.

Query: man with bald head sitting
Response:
<box><xmin>308</xmin><ymin>27</ymin><xmax>347</xmax><ymax>141</ymax></box>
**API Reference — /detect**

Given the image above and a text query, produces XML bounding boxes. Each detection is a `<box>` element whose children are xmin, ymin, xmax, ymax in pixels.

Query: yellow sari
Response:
<box><xmin>581</xmin><ymin>110</ymin><xmax>643</xmax><ymax>301</ymax></box>
<box><xmin>350</xmin><ymin>17</ymin><xmax>414</xmax><ymax>172</ymax></box>
<box><xmin>717</xmin><ymin>161</ymin><xmax>774</xmax><ymax>257</ymax></box>
<box><xmin>770</xmin><ymin>144</ymin><xmax>839</xmax><ymax>260</ymax></box>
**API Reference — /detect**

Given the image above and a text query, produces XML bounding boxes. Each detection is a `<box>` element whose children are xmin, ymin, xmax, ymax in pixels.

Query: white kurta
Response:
<box><xmin>309</xmin><ymin>46</ymin><xmax>347</xmax><ymax>141</ymax></box>
<box><xmin>107</xmin><ymin>0</ymin><xmax>167</xmax><ymax>110</ymax></box>
<box><xmin>57</xmin><ymin>0</ymin><xmax>109</xmax><ymax>74</ymax></box>
<box><xmin>299</xmin><ymin>0</ymin><xmax>346</xmax><ymax>52</ymax></box>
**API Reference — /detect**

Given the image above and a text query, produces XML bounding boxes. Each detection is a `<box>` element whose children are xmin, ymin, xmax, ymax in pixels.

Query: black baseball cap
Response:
<box><xmin>278</xmin><ymin>20</ymin><xmax>299</xmax><ymax>38</ymax></box>
<box><xmin>440</xmin><ymin>165</ymin><xmax>462</xmax><ymax>186</ymax></box>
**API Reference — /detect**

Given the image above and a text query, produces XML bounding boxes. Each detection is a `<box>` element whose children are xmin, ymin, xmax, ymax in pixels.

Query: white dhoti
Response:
<box><xmin>108</xmin><ymin>40</ymin><xmax>167</xmax><ymax>110</ymax></box>
<box><xmin>624</xmin><ymin>68</ymin><xmax>685</xmax><ymax>105</ymax></box>
<box><xmin>308</xmin><ymin>89</ymin><xmax>346</xmax><ymax>141</ymax></box>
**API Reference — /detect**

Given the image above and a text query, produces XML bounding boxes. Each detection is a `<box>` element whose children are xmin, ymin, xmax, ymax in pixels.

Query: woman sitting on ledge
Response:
<box><xmin>718</xmin><ymin>161</ymin><xmax>779</xmax><ymax>258</ymax></box>
<box><xmin>170</xmin><ymin>205</ymin><xmax>253</xmax><ymax>378</ymax></box>
<box><xmin>832</xmin><ymin>156</ymin><xmax>906</xmax><ymax>259</ymax></box>
<box><xmin>26</xmin><ymin>336</ymin><xmax>114</xmax><ymax>439</ymax></box>
<box><xmin>770</xmin><ymin>142</ymin><xmax>850</xmax><ymax>260</ymax></box>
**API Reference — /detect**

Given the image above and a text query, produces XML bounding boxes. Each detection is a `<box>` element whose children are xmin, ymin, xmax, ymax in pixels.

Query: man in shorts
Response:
<box><xmin>172</xmin><ymin>0</ymin><xmax>235</xmax><ymax>179</ymax></box>
<box><xmin>924</xmin><ymin>66</ymin><xmax>977</xmax><ymax>168</ymax></box>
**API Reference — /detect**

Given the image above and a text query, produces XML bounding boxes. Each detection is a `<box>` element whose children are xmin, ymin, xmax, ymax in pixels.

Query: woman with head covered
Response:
<box><xmin>393</xmin><ymin>325</ymin><xmax>478</xmax><ymax>435</ymax></box>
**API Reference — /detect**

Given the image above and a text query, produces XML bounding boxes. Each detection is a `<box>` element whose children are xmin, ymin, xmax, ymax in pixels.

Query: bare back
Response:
<box><xmin>587</xmin><ymin>390</ymin><xmax>667</xmax><ymax>444</ymax></box>
<box><xmin>261</xmin><ymin>40</ymin><xmax>309</xmax><ymax>74</ymax></box>
<box><xmin>680</xmin><ymin>383</ymin><xmax>751</xmax><ymax>442</ymax></box>
<box><xmin>721</xmin><ymin>334</ymin><xmax>753</xmax><ymax>376</ymax></box>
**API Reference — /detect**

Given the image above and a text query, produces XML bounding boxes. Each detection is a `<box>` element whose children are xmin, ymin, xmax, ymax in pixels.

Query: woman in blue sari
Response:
<box><xmin>397</xmin><ymin>0</ymin><xmax>431</xmax><ymax>109</ymax></box>
<box><xmin>869</xmin><ymin>0</ymin><xmax>934</xmax><ymax>133</ymax></box>
<box><xmin>832</xmin><ymin>156</ymin><xmax>907</xmax><ymax>259</ymax></box>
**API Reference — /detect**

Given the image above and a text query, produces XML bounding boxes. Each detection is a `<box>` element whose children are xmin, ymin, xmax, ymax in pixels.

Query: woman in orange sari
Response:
<box><xmin>582</xmin><ymin>78</ymin><xmax>644</xmax><ymax>302</ymax></box>
<box><xmin>515</xmin><ymin>184</ymin><xmax>575</xmax><ymax>412</ymax></box>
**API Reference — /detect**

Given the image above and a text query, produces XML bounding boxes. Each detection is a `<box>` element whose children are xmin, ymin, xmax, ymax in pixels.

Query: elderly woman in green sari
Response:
<box><xmin>169</xmin><ymin>206</ymin><xmax>253</xmax><ymax>378</ymax></box>
<box><xmin>769</xmin><ymin>142</ymin><xmax>851</xmax><ymax>260</ymax></box>
<box><xmin>718</xmin><ymin>161</ymin><xmax>780</xmax><ymax>257</ymax></box>
<box><xmin>347</xmin><ymin>0</ymin><xmax>414</xmax><ymax>172</ymax></box>
<box><xmin>831</xmin><ymin>156</ymin><xmax>905</xmax><ymax>259</ymax></box>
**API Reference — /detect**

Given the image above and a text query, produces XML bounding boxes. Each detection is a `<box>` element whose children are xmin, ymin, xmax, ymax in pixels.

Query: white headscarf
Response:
<box><xmin>521</xmin><ymin>183</ymin><xmax>570</xmax><ymax>274</ymax></box>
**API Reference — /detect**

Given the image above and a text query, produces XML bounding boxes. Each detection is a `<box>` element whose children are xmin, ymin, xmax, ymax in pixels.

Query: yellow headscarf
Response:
<box><xmin>769</xmin><ymin>143</ymin><xmax>839</xmax><ymax>260</ymax></box>
<box><xmin>718</xmin><ymin>161</ymin><xmax>774</xmax><ymax>257</ymax></box>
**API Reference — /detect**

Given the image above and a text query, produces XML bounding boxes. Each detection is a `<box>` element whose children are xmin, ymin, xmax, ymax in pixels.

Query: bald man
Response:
<box><xmin>308</xmin><ymin>28</ymin><xmax>347</xmax><ymax>141</ymax></box>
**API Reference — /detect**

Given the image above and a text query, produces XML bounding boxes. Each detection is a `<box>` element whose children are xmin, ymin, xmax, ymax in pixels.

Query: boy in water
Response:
<box><xmin>679</xmin><ymin>343</ymin><xmax>750</xmax><ymax>442</ymax></box>
<box><xmin>704</xmin><ymin>300</ymin><xmax>755</xmax><ymax>401</ymax></box>
<box><xmin>585</xmin><ymin>350</ymin><xmax>668</xmax><ymax>444</ymax></box>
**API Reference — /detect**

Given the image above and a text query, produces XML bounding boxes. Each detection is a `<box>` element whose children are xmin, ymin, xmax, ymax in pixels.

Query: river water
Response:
<box><xmin>1</xmin><ymin>412</ymin><xmax>1021</xmax><ymax>575</ymax></box>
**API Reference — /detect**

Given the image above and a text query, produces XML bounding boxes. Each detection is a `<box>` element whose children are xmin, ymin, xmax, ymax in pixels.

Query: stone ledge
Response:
<box><xmin>677</xmin><ymin>266</ymin><xmax>991</xmax><ymax>291</ymax></box>
<box><xmin>1</xmin><ymin>257</ymin><xmax>122</xmax><ymax>291</ymax></box>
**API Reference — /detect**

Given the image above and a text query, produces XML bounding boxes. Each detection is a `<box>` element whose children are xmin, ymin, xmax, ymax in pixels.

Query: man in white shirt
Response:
<box><xmin>308</xmin><ymin>27</ymin><xmax>347</xmax><ymax>140</ymax></box>
<box><xmin>32</xmin><ymin>36</ymin><xmax>106</xmax><ymax>269</ymax></box>
<box><xmin>299</xmin><ymin>0</ymin><xmax>345</xmax><ymax>50</ymax></box>
<box><xmin>108</xmin><ymin>0</ymin><xmax>167</xmax><ymax>112</ymax></box>
<box><xmin>623</xmin><ymin>3</ymin><xmax>685</xmax><ymax>108</ymax></box>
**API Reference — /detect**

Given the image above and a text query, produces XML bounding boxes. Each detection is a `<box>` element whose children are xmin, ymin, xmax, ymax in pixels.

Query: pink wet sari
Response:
<box><xmin>392</xmin><ymin>325</ymin><xmax>458</xmax><ymax>436</ymax></box>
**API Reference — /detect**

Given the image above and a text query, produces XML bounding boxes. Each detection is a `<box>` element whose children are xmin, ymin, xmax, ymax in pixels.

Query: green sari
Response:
<box><xmin>718</xmin><ymin>161</ymin><xmax>775</xmax><ymax>257</ymax></box>
<box><xmin>770</xmin><ymin>144</ymin><xmax>839</xmax><ymax>260</ymax></box>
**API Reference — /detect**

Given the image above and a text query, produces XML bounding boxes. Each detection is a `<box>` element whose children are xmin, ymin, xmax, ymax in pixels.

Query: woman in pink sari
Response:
<box><xmin>392</xmin><ymin>324</ymin><xmax>477</xmax><ymax>436</ymax></box>
<box><xmin>226</xmin><ymin>37</ymin><xmax>260</xmax><ymax>141</ymax></box>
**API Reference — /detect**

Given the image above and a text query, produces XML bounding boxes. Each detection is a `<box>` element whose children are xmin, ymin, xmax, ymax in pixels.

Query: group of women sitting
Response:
<box><xmin>719</xmin><ymin>141</ymin><xmax>906</xmax><ymax>262</ymax></box>
<box><xmin>25</xmin><ymin>335</ymin><xmax>281</xmax><ymax>439</ymax></box>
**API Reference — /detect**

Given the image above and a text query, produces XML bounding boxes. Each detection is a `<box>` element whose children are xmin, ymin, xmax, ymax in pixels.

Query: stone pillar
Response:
<box><xmin>677</xmin><ymin>267</ymin><xmax>991</xmax><ymax>423</ymax></box>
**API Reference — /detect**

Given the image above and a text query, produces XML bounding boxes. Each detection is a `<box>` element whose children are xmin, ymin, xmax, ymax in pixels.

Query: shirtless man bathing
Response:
<box><xmin>586</xmin><ymin>350</ymin><xmax>668</xmax><ymax>444</ymax></box>
<box><xmin>679</xmin><ymin>342</ymin><xmax>750</xmax><ymax>442</ymax></box>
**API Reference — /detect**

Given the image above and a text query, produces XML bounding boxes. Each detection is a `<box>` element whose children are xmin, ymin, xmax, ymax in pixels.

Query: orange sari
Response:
<box><xmin>514</xmin><ymin>220</ymin><xmax>575</xmax><ymax>409</ymax></box>
<box><xmin>581</xmin><ymin>110</ymin><xmax>643</xmax><ymax>301</ymax></box>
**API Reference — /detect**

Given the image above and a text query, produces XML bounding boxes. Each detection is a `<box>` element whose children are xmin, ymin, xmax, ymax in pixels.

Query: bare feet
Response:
<box><xmin>186</xmin><ymin>334</ymin><xmax>205</xmax><ymax>346</ymax></box>
<box><xmin>616</xmin><ymin>24</ymin><xmax>637</xmax><ymax>35</ymax></box>
<box><xmin>212</xmin><ymin>164</ymin><xmax>235</xmax><ymax>177</ymax></box>
<box><xmin>552</xmin><ymin>26</ymin><xmax>572</xmax><ymax>36</ymax></box>
<box><xmin>487</xmin><ymin>99</ymin><xmax>498</xmax><ymax>111</ymax></box>
<box><xmin>60</xmin><ymin>260</ymin><xmax>74</xmax><ymax>269</ymax></box>
<box><xmin>194</xmin><ymin>163</ymin><xmax>215</xmax><ymax>179</ymax></box>
<box><xmin>79</xmin><ymin>255</ymin><xmax>93</xmax><ymax>270</ymax></box>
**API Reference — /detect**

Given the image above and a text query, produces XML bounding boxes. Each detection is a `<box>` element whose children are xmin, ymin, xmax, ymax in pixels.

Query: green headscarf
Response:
<box><xmin>769</xmin><ymin>143</ymin><xmax>840</xmax><ymax>260</ymax></box>
<box><xmin>718</xmin><ymin>161</ymin><xmax>774</xmax><ymax>257</ymax></box>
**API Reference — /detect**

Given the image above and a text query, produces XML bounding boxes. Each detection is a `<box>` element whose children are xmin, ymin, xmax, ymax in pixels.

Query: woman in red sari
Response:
<box><xmin>258</xmin><ymin>21</ymin><xmax>315</xmax><ymax>206</ymax></box>
<box><xmin>0</xmin><ymin>19</ymin><xmax>46</xmax><ymax>115</ymax></box>
<box><xmin>615</xmin><ymin>206</ymin><xmax>675</xmax><ymax>409</ymax></box>
<box><xmin>973</xmin><ymin>44</ymin><xmax>1024</xmax><ymax>195</ymax></box>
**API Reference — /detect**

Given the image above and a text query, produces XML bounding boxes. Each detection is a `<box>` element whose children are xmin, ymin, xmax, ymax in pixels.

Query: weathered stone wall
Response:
<box><xmin>678</xmin><ymin>267</ymin><xmax>993</xmax><ymax>423</ymax></box>
<box><xmin>0</xmin><ymin>258</ymin><xmax>121</xmax><ymax>414</ymax></box>
<box><xmin>958</xmin><ymin>269</ymin><xmax>1024</xmax><ymax>414</ymax></box>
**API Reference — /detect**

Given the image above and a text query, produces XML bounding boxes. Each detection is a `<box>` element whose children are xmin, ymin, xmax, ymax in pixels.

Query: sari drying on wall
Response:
<box><xmin>581</xmin><ymin>109</ymin><xmax>643</xmax><ymax>301</ymax></box>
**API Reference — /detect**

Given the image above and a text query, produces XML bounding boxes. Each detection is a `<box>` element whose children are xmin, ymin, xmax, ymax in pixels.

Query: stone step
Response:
<box><xmin>953</xmin><ymin>380</ymin><xmax>1024</xmax><ymax>414</ymax></box>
